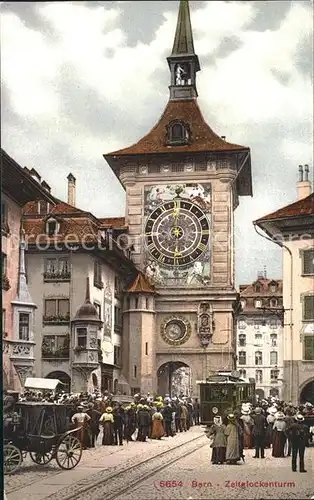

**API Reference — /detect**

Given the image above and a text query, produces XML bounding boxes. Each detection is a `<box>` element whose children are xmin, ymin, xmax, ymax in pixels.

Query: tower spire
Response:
<box><xmin>167</xmin><ymin>0</ymin><xmax>200</xmax><ymax>100</ymax></box>
<box><xmin>14</xmin><ymin>231</ymin><xmax>35</xmax><ymax>305</ymax></box>
<box><xmin>85</xmin><ymin>277</ymin><xmax>91</xmax><ymax>304</ymax></box>
<box><xmin>172</xmin><ymin>0</ymin><xmax>195</xmax><ymax>55</ymax></box>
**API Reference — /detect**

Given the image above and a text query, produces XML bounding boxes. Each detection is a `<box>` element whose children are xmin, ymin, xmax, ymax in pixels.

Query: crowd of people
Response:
<box><xmin>4</xmin><ymin>389</ymin><xmax>314</xmax><ymax>474</ymax></box>
<box><xmin>3</xmin><ymin>389</ymin><xmax>201</xmax><ymax>448</ymax></box>
<box><xmin>70</xmin><ymin>393</ymin><xmax>200</xmax><ymax>447</ymax></box>
<box><xmin>205</xmin><ymin>397</ymin><xmax>314</xmax><ymax>473</ymax></box>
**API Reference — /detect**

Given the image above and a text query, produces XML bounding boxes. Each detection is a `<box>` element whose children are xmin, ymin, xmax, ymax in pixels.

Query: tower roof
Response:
<box><xmin>126</xmin><ymin>273</ymin><xmax>155</xmax><ymax>294</ymax></box>
<box><xmin>11</xmin><ymin>233</ymin><xmax>36</xmax><ymax>308</ymax></box>
<box><xmin>73</xmin><ymin>277</ymin><xmax>102</xmax><ymax>322</ymax></box>
<box><xmin>105</xmin><ymin>99</ymin><xmax>249</xmax><ymax>157</ymax></box>
<box><xmin>172</xmin><ymin>0</ymin><xmax>195</xmax><ymax>56</ymax></box>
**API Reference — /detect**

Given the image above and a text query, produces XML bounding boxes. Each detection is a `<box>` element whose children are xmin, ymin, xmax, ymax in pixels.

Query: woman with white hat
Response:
<box><xmin>272</xmin><ymin>411</ymin><xmax>287</xmax><ymax>457</ymax></box>
<box><xmin>240</xmin><ymin>405</ymin><xmax>254</xmax><ymax>449</ymax></box>
<box><xmin>224</xmin><ymin>414</ymin><xmax>241</xmax><ymax>464</ymax></box>
<box><xmin>266</xmin><ymin>406</ymin><xmax>277</xmax><ymax>447</ymax></box>
<box><xmin>206</xmin><ymin>416</ymin><xmax>226</xmax><ymax>465</ymax></box>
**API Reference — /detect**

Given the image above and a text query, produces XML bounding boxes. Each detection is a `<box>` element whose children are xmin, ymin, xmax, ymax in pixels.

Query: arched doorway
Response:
<box><xmin>92</xmin><ymin>373</ymin><xmax>98</xmax><ymax>390</ymax></box>
<box><xmin>300</xmin><ymin>379</ymin><xmax>314</xmax><ymax>404</ymax></box>
<box><xmin>113</xmin><ymin>379</ymin><xmax>118</xmax><ymax>394</ymax></box>
<box><xmin>46</xmin><ymin>371</ymin><xmax>70</xmax><ymax>393</ymax></box>
<box><xmin>157</xmin><ymin>361</ymin><xmax>191</xmax><ymax>397</ymax></box>
<box><xmin>269</xmin><ymin>388</ymin><xmax>279</xmax><ymax>398</ymax></box>
<box><xmin>255</xmin><ymin>389</ymin><xmax>265</xmax><ymax>400</ymax></box>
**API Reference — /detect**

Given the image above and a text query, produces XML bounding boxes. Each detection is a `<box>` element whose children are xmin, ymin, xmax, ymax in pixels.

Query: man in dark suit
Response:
<box><xmin>288</xmin><ymin>414</ymin><xmax>310</xmax><ymax>472</ymax></box>
<box><xmin>252</xmin><ymin>407</ymin><xmax>267</xmax><ymax>458</ymax></box>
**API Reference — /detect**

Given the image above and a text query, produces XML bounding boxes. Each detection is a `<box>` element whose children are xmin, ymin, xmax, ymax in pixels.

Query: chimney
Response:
<box><xmin>67</xmin><ymin>173</ymin><xmax>76</xmax><ymax>207</ymax></box>
<box><xmin>297</xmin><ymin>165</ymin><xmax>312</xmax><ymax>200</ymax></box>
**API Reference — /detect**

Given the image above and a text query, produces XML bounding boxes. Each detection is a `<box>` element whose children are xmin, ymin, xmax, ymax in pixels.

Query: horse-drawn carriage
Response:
<box><xmin>4</xmin><ymin>401</ymin><xmax>82</xmax><ymax>475</ymax></box>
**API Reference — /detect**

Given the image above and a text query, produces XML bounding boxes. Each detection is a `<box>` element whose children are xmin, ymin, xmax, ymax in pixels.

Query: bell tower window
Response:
<box><xmin>167</xmin><ymin>121</ymin><xmax>190</xmax><ymax>146</ymax></box>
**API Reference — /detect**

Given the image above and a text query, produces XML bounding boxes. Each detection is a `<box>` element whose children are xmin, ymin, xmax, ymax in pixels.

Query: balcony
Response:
<box><xmin>2</xmin><ymin>275</ymin><xmax>10</xmax><ymax>291</ymax></box>
<box><xmin>42</xmin><ymin>348</ymin><xmax>70</xmax><ymax>360</ymax></box>
<box><xmin>43</xmin><ymin>271</ymin><xmax>71</xmax><ymax>282</ymax></box>
<box><xmin>43</xmin><ymin>314</ymin><xmax>70</xmax><ymax>325</ymax></box>
<box><xmin>72</xmin><ymin>345</ymin><xmax>99</xmax><ymax>369</ymax></box>
<box><xmin>7</xmin><ymin>339</ymin><xmax>35</xmax><ymax>361</ymax></box>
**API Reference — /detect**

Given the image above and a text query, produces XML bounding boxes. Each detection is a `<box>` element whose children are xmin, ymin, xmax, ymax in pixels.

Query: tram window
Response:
<box><xmin>208</xmin><ymin>386</ymin><xmax>230</xmax><ymax>402</ymax></box>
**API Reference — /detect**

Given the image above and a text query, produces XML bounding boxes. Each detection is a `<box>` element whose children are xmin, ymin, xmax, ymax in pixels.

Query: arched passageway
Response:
<box><xmin>300</xmin><ymin>380</ymin><xmax>314</xmax><ymax>404</ymax></box>
<box><xmin>46</xmin><ymin>371</ymin><xmax>70</xmax><ymax>393</ymax></box>
<box><xmin>157</xmin><ymin>361</ymin><xmax>191</xmax><ymax>397</ymax></box>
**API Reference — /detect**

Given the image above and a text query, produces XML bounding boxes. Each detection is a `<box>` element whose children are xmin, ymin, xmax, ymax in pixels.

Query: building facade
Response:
<box><xmin>22</xmin><ymin>174</ymin><xmax>137</xmax><ymax>393</ymax></box>
<box><xmin>104</xmin><ymin>0</ymin><xmax>253</xmax><ymax>396</ymax></box>
<box><xmin>1</xmin><ymin>149</ymin><xmax>55</xmax><ymax>390</ymax></box>
<box><xmin>236</xmin><ymin>275</ymin><xmax>284</xmax><ymax>400</ymax></box>
<box><xmin>255</xmin><ymin>165</ymin><xmax>314</xmax><ymax>404</ymax></box>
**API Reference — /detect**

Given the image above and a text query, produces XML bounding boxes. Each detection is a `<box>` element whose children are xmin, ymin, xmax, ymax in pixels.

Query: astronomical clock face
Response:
<box><xmin>143</xmin><ymin>183</ymin><xmax>212</xmax><ymax>287</ymax></box>
<box><xmin>145</xmin><ymin>199</ymin><xmax>209</xmax><ymax>267</ymax></box>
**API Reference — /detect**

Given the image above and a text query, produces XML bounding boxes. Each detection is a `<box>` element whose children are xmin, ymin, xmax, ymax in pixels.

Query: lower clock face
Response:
<box><xmin>145</xmin><ymin>198</ymin><xmax>210</xmax><ymax>267</ymax></box>
<box><xmin>161</xmin><ymin>317</ymin><xmax>191</xmax><ymax>345</ymax></box>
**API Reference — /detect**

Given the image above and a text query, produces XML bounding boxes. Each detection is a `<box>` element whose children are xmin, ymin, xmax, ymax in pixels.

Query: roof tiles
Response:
<box><xmin>255</xmin><ymin>193</ymin><xmax>314</xmax><ymax>222</ymax></box>
<box><xmin>126</xmin><ymin>273</ymin><xmax>155</xmax><ymax>294</ymax></box>
<box><xmin>105</xmin><ymin>99</ymin><xmax>249</xmax><ymax>157</ymax></box>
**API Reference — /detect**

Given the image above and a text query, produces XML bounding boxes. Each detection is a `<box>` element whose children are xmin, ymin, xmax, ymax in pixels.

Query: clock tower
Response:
<box><xmin>104</xmin><ymin>0</ymin><xmax>252</xmax><ymax>396</ymax></box>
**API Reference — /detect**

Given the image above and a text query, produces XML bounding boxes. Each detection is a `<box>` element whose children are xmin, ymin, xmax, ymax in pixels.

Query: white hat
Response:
<box><xmin>295</xmin><ymin>414</ymin><xmax>304</xmax><ymax>422</ymax></box>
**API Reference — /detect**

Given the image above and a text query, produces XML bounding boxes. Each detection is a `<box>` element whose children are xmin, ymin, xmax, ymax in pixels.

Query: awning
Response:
<box><xmin>24</xmin><ymin>378</ymin><xmax>62</xmax><ymax>390</ymax></box>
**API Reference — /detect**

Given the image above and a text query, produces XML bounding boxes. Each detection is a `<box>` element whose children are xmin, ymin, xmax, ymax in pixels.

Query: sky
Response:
<box><xmin>1</xmin><ymin>0</ymin><xmax>313</xmax><ymax>285</ymax></box>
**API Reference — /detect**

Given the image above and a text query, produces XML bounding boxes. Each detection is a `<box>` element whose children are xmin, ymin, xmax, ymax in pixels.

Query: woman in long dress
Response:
<box><xmin>266</xmin><ymin>407</ymin><xmax>277</xmax><ymax>447</ymax></box>
<box><xmin>206</xmin><ymin>416</ymin><xmax>226</xmax><ymax>464</ymax></box>
<box><xmin>100</xmin><ymin>406</ymin><xmax>114</xmax><ymax>445</ymax></box>
<box><xmin>224</xmin><ymin>414</ymin><xmax>241</xmax><ymax>464</ymax></box>
<box><xmin>272</xmin><ymin>412</ymin><xmax>287</xmax><ymax>457</ymax></box>
<box><xmin>151</xmin><ymin>404</ymin><xmax>164</xmax><ymax>439</ymax></box>
<box><xmin>71</xmin><ymin>405</ymin><xmax>91</xmax><ymax>449</ymax></box>
<box><xmin>240</xmin><ymin>409</ymin><xmax>254</xmax><ymax>448</ymax></box>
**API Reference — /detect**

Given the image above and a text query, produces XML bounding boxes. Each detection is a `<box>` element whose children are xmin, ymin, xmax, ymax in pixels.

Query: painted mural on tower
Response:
<box><xmin>143</xmin><ymin>183</ymin><xmax>211</xmax><ymax>287</ymax></box>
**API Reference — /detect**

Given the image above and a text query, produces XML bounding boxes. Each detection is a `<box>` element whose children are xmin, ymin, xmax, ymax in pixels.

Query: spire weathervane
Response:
<box><xmin>167</xmin><ymin>0</ymin><xmax>200</xmax><ymax>100</ymax></box>
<box><xmin>172</xmin><ymin>0</ymin><xmax>196</xmax><ymax>56</ymax></box>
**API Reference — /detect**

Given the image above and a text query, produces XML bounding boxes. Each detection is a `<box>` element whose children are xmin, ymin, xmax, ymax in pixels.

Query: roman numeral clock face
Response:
<box><xmin>145</xmin><ymin>198</ymin><xmax>210</xmax><ymax>268</ymax></box>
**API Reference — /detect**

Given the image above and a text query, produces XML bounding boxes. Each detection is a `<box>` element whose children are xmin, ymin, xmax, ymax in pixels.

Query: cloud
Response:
<box><xmin>0</xmin><ymin>0</ymin><xmax>313</xmax><ymax>284</ymax></box>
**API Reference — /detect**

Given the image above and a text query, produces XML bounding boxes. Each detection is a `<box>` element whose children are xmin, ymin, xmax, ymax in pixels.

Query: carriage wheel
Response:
<box><xmin>4</xmin><ymin>444</ymin><xmax>22</xmax><ymax>475</ymax></box>
<box><xmin>29</xmin><ymin>450</ymin><xmax>54</xmax><ymax>465</ymax></box>
<box><xmin>56</xmin><ymin>435</ymin><xmax>82</xmax><ymax>470</ymax></box>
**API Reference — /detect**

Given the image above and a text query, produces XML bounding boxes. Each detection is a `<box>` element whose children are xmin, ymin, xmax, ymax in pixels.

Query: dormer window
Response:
<box><xmin>270</xmin><ymin>298</ymin><xmax>277</xmax><ymax>308</ymax></box>
<box><xmin>166</xmin><ymin>120</ymin><xmax>190</xmax><ymax>146</ymax></box>
<box><xmin>46</xmin><ymin>218</ymin><xmax>58</xmax><ymax>236</ymax></box>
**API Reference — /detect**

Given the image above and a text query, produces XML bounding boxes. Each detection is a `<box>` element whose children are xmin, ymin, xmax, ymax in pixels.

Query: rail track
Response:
<box><xmin>44</xmin><ymin>433</ymin><xmax>207</xmax><ymax>500</ymax></box>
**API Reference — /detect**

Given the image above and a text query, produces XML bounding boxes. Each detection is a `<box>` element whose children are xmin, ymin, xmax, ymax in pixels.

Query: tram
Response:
<box><xmin>198</xmin><ymin>371</ymin><xmax>256</xmax><ymax>425</ymax></box>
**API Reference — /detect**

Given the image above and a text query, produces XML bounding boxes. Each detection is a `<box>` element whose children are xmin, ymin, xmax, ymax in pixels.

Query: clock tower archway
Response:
<box><xmin>104</xmin><ymin>0</ymin><xmax>253</xmax><ymax>396</ymax></box>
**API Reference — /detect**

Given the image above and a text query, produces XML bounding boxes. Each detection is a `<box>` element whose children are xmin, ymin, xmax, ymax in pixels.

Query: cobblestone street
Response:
<box><xmin>4</xmin><ymin>428</ymin><xmax>314</xmax><ymax>500</ymax></box>
<box><xmin>121</xmin><ymin>442</ymin><xmax>314</xmax><ymax>500</ymax></box>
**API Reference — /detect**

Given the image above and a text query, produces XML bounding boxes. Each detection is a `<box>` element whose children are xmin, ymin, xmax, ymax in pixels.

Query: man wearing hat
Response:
<box><xmin>252</xmin><ymin>407</ymin><xmax>267</xmax><ymax>459</ymax></box>
<box><xmin>288</xmin><ymin>414</ymin><xmax>310</xmax><ymax>473</ymax></box>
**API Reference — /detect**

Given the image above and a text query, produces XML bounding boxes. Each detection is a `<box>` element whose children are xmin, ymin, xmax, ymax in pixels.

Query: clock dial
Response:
<box><xmin>161</xmin><ymin>317</ymin><xmax>192</xmax><ymax>345</ymax></box>
<box><xmin>145</xmin><ymin>198</ymin><xmax>210</xmax><ymax>267</ymax></box>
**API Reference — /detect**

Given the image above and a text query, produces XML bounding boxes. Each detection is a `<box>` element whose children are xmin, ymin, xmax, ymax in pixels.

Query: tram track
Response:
<box><xmin>49</xmin><ymin>434</ymin><xmax>207</xmax><ymax>500</ymax></box>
